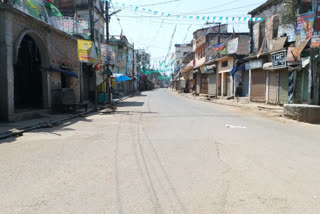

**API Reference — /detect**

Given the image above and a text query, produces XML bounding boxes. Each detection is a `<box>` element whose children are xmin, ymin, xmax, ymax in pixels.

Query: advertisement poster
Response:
<box><xmin>77</xmin><ymin>39</ymin><xmax>98</xmax><ymax>64</ymax></box>
<box><xmin>227</xmin><ymin>38</ymin><xmax>239</xmax><ymax>54</ymax></box>
<box><xmin>296</xmin><ymin>12</ymin><xmax>315</xmax><ymax>46</ymax></box>
<box><xmin>101</xmin><ymin>44</ymin><xmax>116</xmax><ymax>65</ymax></box>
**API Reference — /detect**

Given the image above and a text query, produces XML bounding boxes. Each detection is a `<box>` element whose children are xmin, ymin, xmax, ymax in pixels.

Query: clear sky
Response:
<box><xmin>109</xmin><ymin>0</ymin><xmax>267</xmax><ymax>67</ymax></box>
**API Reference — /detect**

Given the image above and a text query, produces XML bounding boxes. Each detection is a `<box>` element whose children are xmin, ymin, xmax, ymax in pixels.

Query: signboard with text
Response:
<box><xmin>311</xmin><ymin>31</ymin><xmax>320</xmax><ymax>47</ymax></box>
<box><xmin>77</xmin><ymin>39</ymin><xmax>98</xmax><ymax>64</ymax></box>
<box><xmin>272</xmin><ymin>51</ymin><xmax>287</xmax><ymax>68</ymax></box>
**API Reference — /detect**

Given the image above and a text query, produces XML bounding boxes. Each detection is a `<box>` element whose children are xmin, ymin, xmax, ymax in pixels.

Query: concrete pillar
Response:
<box><xmin>0</xmin><ymin>10</ymin><xmax>14</xmax><ymax>121</ymax></box>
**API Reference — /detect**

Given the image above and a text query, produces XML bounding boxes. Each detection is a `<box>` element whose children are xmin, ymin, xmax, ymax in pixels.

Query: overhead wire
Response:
<box><xmin>112</xmin><ymin>1</ymin><xmax>266</xmax><ymax>17</ymax></box>
<box><xmin>110</xmin><ymin>0</ymin><xmax>124</xmax><ymax>35</ymax></box>
<box><xmin>136</xmin><ymin>0</ymin><xmax>181</xmax><ymax>7</ymax></box>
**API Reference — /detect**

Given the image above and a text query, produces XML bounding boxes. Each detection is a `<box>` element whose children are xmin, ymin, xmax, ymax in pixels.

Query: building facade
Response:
<box><xmin>0</xmin><ymin>4</ymin><xmax>81</xmax><ymax>121</ymax></box>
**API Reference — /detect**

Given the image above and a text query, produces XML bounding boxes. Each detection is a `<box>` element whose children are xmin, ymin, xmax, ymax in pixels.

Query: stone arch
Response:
<box><xmin>13</xmin><ymin>29</ymin><xmax>51</xmax><ymax>109</ymax></box>
<box><xmin>271</xmin><ymin>15</ymin><xmax>280</xmax><ymax>39</ymax></box>
<box><xmin>13</xmin><ymin>29</ymin><xmax>50</xmax><ymax>68</ymax></box>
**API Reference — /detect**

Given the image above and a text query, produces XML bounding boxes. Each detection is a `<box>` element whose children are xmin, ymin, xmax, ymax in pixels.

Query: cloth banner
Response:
<box><xmin>101</xmin><ymin>44</ymin><xmax>116</xmax><ymax>65</ymax></box>
<box><xmin>227</xmin><ymin>38</ymin><xmax>239</xmax><ymax>54</ymax></box>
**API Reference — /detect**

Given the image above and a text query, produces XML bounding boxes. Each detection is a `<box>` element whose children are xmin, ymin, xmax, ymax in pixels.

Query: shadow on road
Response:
<box><xmin>0</xmin><ymin>115</ymin><xmax>94</xmax><ymax>144</ymax></box>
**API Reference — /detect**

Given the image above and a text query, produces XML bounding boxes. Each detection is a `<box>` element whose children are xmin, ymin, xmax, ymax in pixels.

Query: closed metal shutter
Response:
<box><xmin>208</xmin><ymin>73</ymin><xmax>216</xmax><ymax>95</ymax></box>
<box><xmin>279</xmin><ymin>69</ymin><xmax>288</xmax><ymax>104</ymax></box>
<box><xmin>196</xmin><ymin>73</ymin><xmax>201</xmax><ymax>94</ymax></box>
<box><xmin>242</xmin><ymin>70</ymin><xmax>249</xmax><ymax>97</ymax></box>
<box><xmin>251</xmin><ymin>69</ymin><xmax>266</xmax><ymax>102</ymax></box>
<box><xmin>200</xmin><ymin>74</ymin><xmax>208</xmax><ymax>94</ymax></box>
<box><xmin>268</xmin><ymin>71</ymin><xmax>278</xmax><ymax>104</ymax></box>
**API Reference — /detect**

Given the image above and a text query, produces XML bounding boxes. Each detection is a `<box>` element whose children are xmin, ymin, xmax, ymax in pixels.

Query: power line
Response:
<box><xmin>136</xmin><ymin>0</ymin><xmax>181</xmax><ymax>7</ymax></box>
<box><xmin>112</xmin><ymin>2</ymin><xmax>265</xmax><ymax>17</ymax></box>
<box><xmin>110</xmin><ymin>0</ymin><xmax>124</xmax><ymax>34</ymax></box>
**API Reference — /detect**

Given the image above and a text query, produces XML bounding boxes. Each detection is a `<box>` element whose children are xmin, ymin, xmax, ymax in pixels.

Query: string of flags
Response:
<box><xmin>108</xmin><ymin>1</ymin><xmax>264</xmax><ymax>22</ymax></box>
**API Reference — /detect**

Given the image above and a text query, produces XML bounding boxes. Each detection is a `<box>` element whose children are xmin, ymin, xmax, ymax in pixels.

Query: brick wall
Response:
<box><xmin>251</xmin><ymin>1</ymin><xmax>286</xmax><ymax>54</ymax></box>
<box><xmin>9</xmin><ymin>7</ymin><xmax>80</xmax><ymax>102</ymax></box>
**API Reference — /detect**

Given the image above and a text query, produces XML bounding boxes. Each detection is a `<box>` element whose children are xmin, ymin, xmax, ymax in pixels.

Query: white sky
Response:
<box><xmin>108</xmin><ymin>0</ymin><xmax>267</xmax><ymax>68</ymax></box>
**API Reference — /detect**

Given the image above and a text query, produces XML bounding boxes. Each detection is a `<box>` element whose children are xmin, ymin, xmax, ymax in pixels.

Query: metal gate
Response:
<box><xmin>208</xmin><ymin>73</ymin><xmax>216</xmax><ymax>96</ymax></box>
<box><xmin>268</xmin><ymin>71</ymin><xmax>278</xmax><ymax>104</ymax></box>
<box><xmin>251</xmin><ymin>69</ymin><xmax>266</xmax><ymax>102</ymax></box>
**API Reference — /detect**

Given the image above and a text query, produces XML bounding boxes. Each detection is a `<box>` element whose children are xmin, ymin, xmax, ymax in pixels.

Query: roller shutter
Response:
<box><xmin>251</xmin><ymin>69</ymin><xmax>266</xmax><ymax>102</ymax></box>
<box><xmin>200</xmin><ymin>74</ymin><xmax>208</xmax><ymax>94</ymax></box>
<box><xmin>268</xmin><ymin>71</ymin><xmax>278</xmax><ymax>104</ymax></box>
<box><xmin>208</xmin><ymin>73</ymin><xmax>216</xmax><ymax>95</ymax></box>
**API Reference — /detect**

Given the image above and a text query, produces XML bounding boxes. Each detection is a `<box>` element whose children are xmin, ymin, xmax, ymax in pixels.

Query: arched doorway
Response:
<box><xmin>14</xmin><ymin>35</ymin><xmax>43</xmax><ymax>110</ymax></box>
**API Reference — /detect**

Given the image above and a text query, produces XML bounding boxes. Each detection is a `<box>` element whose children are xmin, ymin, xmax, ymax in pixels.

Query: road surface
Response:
<box><xmin>0</xmin><ymin>89</ymin><xmax>320</xmax><ymax>214</ymax></box>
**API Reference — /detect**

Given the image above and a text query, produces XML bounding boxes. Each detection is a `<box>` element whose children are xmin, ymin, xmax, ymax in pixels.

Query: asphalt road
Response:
<box><xmin>1</xmin><ymin>89</ymin><xmax>320</xmax><ymax>214</ymax></box>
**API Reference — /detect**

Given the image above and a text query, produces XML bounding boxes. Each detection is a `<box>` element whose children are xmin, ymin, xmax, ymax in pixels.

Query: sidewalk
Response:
<box><xmin>0</xmin><ymin>93</ymin><xmax>136</xmax><ymax>141</ymax></box>
<box><xmin>0</xmin><ymin>109</ymin><xmax>96</xmax><ymax>141</ymax></box>
<box><xmin>173</xmin><ymin>90</ymin><xmax>284</xmax><ymax>117</ymax></box>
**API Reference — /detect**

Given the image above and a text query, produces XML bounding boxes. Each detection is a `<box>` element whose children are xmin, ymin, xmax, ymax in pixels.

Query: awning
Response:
<box><xmin>49</xmin><ymin>66</ymin><xmax>78</xmax><ymax>78</ymax></box>
<box><xmin>230</xmin><ymin>64</ymin><xmax>245</xmax><ymax>76</ymax></box>
<box><xmin>113</xmin><ymin>74</ymin><xmax>132</xmax><ymax>82</ymax></box>
<box><xmin>263</xmin><ymin>62</ymin><xmax>273</xmax><ymax>70</ymax></box>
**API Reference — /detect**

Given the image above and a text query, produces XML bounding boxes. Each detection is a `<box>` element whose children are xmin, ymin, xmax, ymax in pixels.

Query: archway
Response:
<box><xmin>14</xmin><ymin>34</ymin><xmax>43</xmax><ymax>110</ymax></box>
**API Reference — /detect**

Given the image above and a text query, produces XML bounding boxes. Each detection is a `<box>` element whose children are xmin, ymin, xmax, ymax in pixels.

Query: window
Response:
<box><xmin>222</xmin><ymin>61</ymin><xmax>228</xmax><ymax>67</ymax></box>
<box><xmin>259</xmin><ymin>21</ymin><xmax>265</xmax><ymax>49</ymax></box>
<box><xmin>273</xmin><ymin>16</ymin><xmax>280</xmax><ymax>38</ymax></box>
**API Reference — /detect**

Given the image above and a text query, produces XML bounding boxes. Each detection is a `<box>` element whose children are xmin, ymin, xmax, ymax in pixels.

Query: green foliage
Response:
<box><xmin>283</xmin><ymin>0</ymin><xmax>300</xmax><ymax>24</ymax></box>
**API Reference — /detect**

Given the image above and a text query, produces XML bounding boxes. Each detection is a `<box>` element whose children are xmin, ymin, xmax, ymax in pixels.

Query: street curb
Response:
<box><xmin>174</xmin><ymin>91</ymin><xmax>284</xmax><ymax>114</ymax></box>
<box><xmin>0</xmin><ymin>109</ymin><xmax>96</xmax><ymax>141</ymax></box>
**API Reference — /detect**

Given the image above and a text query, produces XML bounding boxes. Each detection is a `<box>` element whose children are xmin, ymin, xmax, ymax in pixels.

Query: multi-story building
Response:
<box><xmin>246</xmin><ymin>0</ymin><xmax>319</xmax><ymax>105</ymax></box>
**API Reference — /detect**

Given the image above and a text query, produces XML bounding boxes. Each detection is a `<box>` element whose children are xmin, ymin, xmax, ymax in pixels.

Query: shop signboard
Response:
<box><xmin>272</xmin><ymin>50</ymin><xmax>287</xmax><ymax>68</ymax></box>
<box><xmin>311</xmin><ymin>31</ymin><xmax>320</xmax><ymax>47</ymax></box>
<box><xmin>245</xmin><ymin>60</ymin><xmax>263</xmax><ymax>70</ymax></box>
<box><xmin>77</xmin><ymin>39</ymin><xmax>98</xmax><ymax>64</ymax></box>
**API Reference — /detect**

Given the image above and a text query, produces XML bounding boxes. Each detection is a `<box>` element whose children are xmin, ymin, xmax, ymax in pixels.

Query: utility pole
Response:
<box><xmin>89</xmin><ymin>0</ymin><xmax>98</xmax><ymax>110</ymax></box>
<box><xmin>205</xmin><ymin>21</ymin><xmax>221</xmax><ymax>43</ymax></box>
<box><xmin>133</xmin><ymin>43</ymin><xmax>135</xmax><ymax>96</ymax></box>
<box><xmin>105</xmin><ymin>0</ymin><xmax>112</xmax><ymax>105</ymax></box>
<box><xmin>309</xmin><ymin>0</ymin><xmax>319</xmax><ymax>105</ymax></box>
